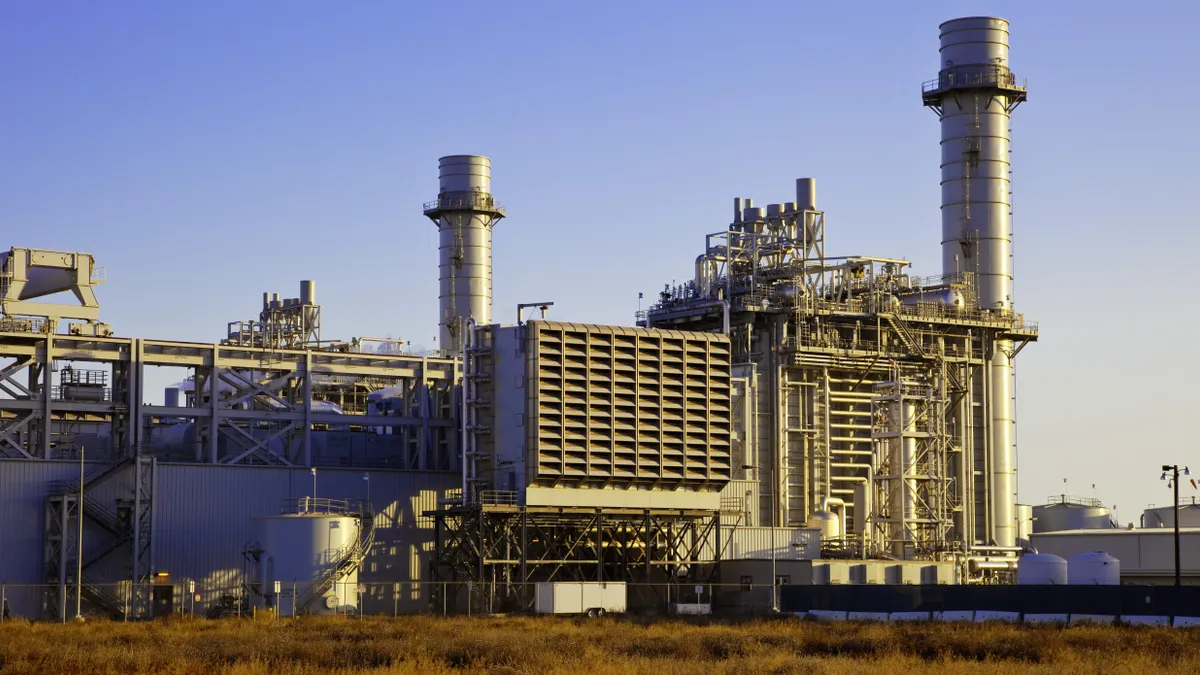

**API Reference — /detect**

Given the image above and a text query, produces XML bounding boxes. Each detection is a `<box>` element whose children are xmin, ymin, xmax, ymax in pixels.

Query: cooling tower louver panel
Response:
<box><xmin>526</xmin><ymin>321</ymin><xmax>732</xmax><ymax>490</ymax></box>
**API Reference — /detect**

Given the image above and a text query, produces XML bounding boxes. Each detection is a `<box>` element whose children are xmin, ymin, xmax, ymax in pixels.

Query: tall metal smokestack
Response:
<box><xmin>423</xmin><ymin>155</ymin><xmax>505</xmax><ymax>355</ymax></box>
<box><xmin>923</xmin><ymin>17</ymin><xmax>1027</xmax><ymax>547</ymax></box>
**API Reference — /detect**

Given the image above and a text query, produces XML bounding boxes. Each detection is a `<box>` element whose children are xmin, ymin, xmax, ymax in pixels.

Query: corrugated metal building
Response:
<box><xmin>0</xmin><ymin>460</ymin><xmax>457</xmax><ymax>617</ymax></box>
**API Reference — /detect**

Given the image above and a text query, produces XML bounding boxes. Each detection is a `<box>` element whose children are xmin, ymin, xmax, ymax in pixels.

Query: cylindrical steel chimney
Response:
<box><xmin>924</xmin><ymin>16</ymin><xmax>1027</xmax><ymax>548</ymax></box>
<box><xmin>424</xmin><ymin>155</ymin><xmax>506</xmax><ymax>355</ymax></box>
<box><xmin>795</xmin><ymin>178</ymin><xmax>817</xmax><ymax>211</ymax></box>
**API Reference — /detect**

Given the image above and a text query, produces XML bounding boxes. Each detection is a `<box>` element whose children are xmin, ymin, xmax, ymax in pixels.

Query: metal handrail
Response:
<box><xmin>923</xmin><ymin>67</ymin><xmax>1026</xmax><ymax>94</ymax></box>
<box><xmin>1046</xmin><ymin>494</ymin><xmax>1106</xmax><ymax>508</ymax></box>
<box><xmin>280</xmin><ymin>497</ymin><xmax>354</xmax><ymax>515</ymax></box>
<box><xmin>422</xmin><ymin>191</ymin><xmax>506</xmax><ymax>215</ymax></box>
<box><xmin>478</xmin><ymin>490</ymin><xmax>519</xmax><ymax>506</ymax></box>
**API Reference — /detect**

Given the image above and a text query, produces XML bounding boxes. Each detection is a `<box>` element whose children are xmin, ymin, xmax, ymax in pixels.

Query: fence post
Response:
<box><xmin>292</xmin><ymin>581</ymin><xmax>296</xmax><ymax>618</ymax></box>
<box><xmin>393</xmin><ymin>582</ymin><xmax>398</xmax><ymax>617</ymax></box>
<box><xmin>1</xmin><ymin>582</ymin><xmax>5</xmax><ymax>624</ymax></box>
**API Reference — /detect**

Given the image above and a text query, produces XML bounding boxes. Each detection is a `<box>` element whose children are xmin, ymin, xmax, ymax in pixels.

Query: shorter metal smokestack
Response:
<box><xmin>796</xmin><ymin>178</ymin><xmax>817</xmax><ymax>211</ymax></box>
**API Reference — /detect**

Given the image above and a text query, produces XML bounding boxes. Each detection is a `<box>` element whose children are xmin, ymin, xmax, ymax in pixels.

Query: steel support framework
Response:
<box><xmin>427</xmin><ymin>504</ymin><xmax>722</xmax><ymax>613</ymax></box>
<box><xmin>0</xmin><ymin>331</ymin><xmax>459</xmax><ymax>468</ymax></box>
<box><xmin>642</xmin><ymin>202</ymin><xmax>1038</xmax><ymax>555</ymax></box>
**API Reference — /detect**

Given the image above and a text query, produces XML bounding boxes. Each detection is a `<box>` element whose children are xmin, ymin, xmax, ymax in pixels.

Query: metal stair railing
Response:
<box><xmin>886</xmin><ymin>314</ymin><xmax>926</xmax><ymax>358</ymax></box>
<box><xmin>48</xmin><ymin>456</ymin><xmax>134</xmax><ymax>497</ymax></box>
<box><xmin>80</xmin><ymin>574</ymin><xmax>126</xmax><ymax>617</ymax></box>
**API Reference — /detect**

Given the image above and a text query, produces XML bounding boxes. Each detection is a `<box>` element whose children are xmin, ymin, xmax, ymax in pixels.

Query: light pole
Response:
<box><xmin>311</xmin><ymin>467</ymin><xmax>317</xmax><ymax>506</ymax></box>
<box><xmin>1161</xmin><ymin>464</ymin><xmax>1190</xmax><ymax>587</ymax></box>
<box><xmin>75</xmin><ymin>444</ymin><xmax>84</xmax><ymax>619</ymax></box>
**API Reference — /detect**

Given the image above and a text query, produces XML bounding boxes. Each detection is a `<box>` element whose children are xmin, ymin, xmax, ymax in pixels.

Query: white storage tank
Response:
<box><xmin>1068</xmin><ymin>552</ymin><xmax>1120</xmax><ymax>585</ymax></box>
<box><xmin>808</xmin><ymin>510</ymin><xmax>840</xmax><ymax>541</ymax></box>
<box><xmin>1017</xmin><ymin>553</ymin><xmax>1068</xmax><ymax>585</ymax></box>
<box><xmin>250</xmin><ymin>499</ymin><xmax>367</xmax><ymax>615</ymax></box>
<box><xmin>1033</xmin><ymin>500</ymin><xmax>1114</xmax><ymax>532</ymax></box>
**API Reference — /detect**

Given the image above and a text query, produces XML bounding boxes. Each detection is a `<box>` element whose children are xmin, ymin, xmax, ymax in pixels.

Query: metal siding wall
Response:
<box><xmin>153</xmin><ymin>464</ymin><xmax>457</xmax><ymax>609</ymax></box>
<box><xmin>0</xmin><ymin>462</ymin><xmax>68</xmax><ymax>581</ymax></box>
<box><xmin>0</xmin><ymin>460</ymin><xmax>457</xmax><ymax>615</ymax></box>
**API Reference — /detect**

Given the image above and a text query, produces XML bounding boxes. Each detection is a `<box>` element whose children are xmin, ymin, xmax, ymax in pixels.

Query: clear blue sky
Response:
<box><xmin>2</xmin><ymin>1</ymin><xmax>1196</xmax><ymax>522</ymax></box>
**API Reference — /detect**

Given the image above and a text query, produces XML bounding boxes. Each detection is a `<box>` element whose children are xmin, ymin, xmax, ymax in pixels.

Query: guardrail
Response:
<box><xmin>922</xmin><ymin>68</ymin><xmax>1027</xmax><ymax>94</ymax></box>
<box><xmin>281</xmin><ymin>497</ymin><xmax>357</xmax><ymax>515</ymax></box>
<box><xmin>423</xmin><ymin>192</ymin><xmax>506</xmax><ymax>215</ymax></box>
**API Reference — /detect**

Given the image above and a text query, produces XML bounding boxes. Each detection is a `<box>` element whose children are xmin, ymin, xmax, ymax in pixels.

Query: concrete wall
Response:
<box><xmin>0</xmin><ymin>459</ymin><xmax>457</xmax><ymax>618</ymax></box>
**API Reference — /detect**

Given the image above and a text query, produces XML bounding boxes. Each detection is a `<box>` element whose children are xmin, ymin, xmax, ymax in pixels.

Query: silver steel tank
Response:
<box><xmin>1032</xmin><ymin>503</ymin><xmax>1114</xmax><ymax>532</ymax></box>
<box><xmin>251</xmin><ymin>509</ymin><xmax>362</xmax><ymax>615</ymax></box>
<box><xmin>423</xmin><ymin>155</ymin><xmax>505</xmax><ymax>355</ymax></box>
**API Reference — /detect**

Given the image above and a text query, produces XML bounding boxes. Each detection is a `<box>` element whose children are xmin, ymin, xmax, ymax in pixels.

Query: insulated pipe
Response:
<box><xmin>460</xmin><ymin>319</ymin><xmax>474</xmax><ymax>505</ymax></box>
<box><xmin>820</xmin><ymin>497</ymin><xmax>847</xmax><ymax>537</ymax></box>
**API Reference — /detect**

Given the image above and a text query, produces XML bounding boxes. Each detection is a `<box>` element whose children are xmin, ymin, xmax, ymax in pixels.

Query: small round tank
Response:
<box><xmin>251</xmin><ymin>509</ymin><xmax>363</xmax><ymax>614</ymax></box>
<box><xmin>1068</xmin><ymin>552</ymin><xmax>1120</xmax><ymax>585</ymax></box>
<box><xmin>808</xmin><ymin>510</ymin><xmax>840</xmax><ymax>541</ymax></box>
<box><xmin>1017</xmin><ymin>553</ymin><xmax>1067</xmax><ymax>585</ymax></box>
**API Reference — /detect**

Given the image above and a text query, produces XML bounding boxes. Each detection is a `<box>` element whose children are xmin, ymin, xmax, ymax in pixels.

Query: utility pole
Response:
<box><xmin>1162</xmin><ymin>464</ymin><xmax>1189</xmax><ymax>587</ymax></box>
<box><xmin>75</xmin><ymin>446</ymin><xmax>84</xmax><ymax>621</ymax></box>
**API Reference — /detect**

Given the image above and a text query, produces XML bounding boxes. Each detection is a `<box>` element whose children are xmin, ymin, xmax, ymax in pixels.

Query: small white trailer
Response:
<box><xmin>535</xmin><ymin>582</ymin><xmax>627</xmax><ymax>617</ymax></box>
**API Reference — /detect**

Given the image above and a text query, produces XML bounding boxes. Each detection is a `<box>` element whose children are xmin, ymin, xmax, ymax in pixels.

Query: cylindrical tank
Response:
<box><xmin>1017</xmin><ymin>553</ymin><xmax>1067</xmax><ymax>585</ymax></box>
<box><xmin>1016</xmin><ymin>503</ymin><xmax>1033</xmax><ymax>542</ymax></box>
<box><xmin>1068</xmin><ymin>552</ymin><xmax>1120</xmax><ymax>585</ymax></box>
<box><xmin>900</xmin><ymin>288</ymin><xmax>965</xmax><ymax>309</ymax></box>
<box><xmin>251</xmin><ymin>512</ymin><xmax>363</xmax><ymax>615</ymax></box>
<box><xmin>426</xmin><ymin>155</ymin><xmax>504</xmax><ymax>355</ymax></box>
<box><xmin>795</xmin><ymin>178</ymin><xmax>817</xmax><ymax>211</ymax></box>
<box><xmin>742</xmin><ymin>207</ymin><xmax>765</xmax><ymax>222</ymax></box>
<box><xmin>300</xmin><ymin>280</ymin><xmax>316</xmax><ymax>306</ymax></box>
<box><xmin>1032</xmin><ymin>503</ymin><xmax>1114</xmax><ymax>533</ymax></box>
<box><xmin>808</xmin><ymin>510</ymin><xmax>840</xmax><ymax>541</ymax></box>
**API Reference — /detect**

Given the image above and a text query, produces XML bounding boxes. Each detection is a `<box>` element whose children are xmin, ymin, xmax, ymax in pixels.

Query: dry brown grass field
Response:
<box><xmin>2</xmin><ymin>615</ymin><xmax>1199</xmax><ymax>674</ymax></box>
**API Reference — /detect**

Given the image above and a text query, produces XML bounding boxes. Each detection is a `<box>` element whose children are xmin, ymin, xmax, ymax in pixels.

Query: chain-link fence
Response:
<box><xmin>0</xmin><ymin>580</ymin><xmax>787</xmax><ymax>622</ymax></box>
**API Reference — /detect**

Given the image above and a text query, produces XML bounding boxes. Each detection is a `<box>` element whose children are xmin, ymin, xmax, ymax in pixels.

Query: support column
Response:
<box><xmin>41</xmin><ymin>334</ymin><xmax>52</xmax><ymax>458</ymax></box>
<box><xmin>209</xmin><ymin>346</ymin><xmax>219</xmax><ymax>463</ymax></box>
<box><xmin>303</xmin><ymin>352</ymin><xmax>313</xmax><ymax>466</ymax></box>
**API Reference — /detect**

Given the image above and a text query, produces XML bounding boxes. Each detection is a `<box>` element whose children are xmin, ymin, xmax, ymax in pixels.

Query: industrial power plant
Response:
<box><xmin>0</xmin><ymin>17</ymin><xmax>1189</xmax><ymax>623</ymax></box>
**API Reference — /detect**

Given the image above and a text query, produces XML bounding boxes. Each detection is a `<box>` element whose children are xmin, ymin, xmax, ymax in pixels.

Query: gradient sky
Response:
<box><xmin>2</xmin><ymin>1</ymin><xmax>1196</xmax><ymax>523</ymax></box>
